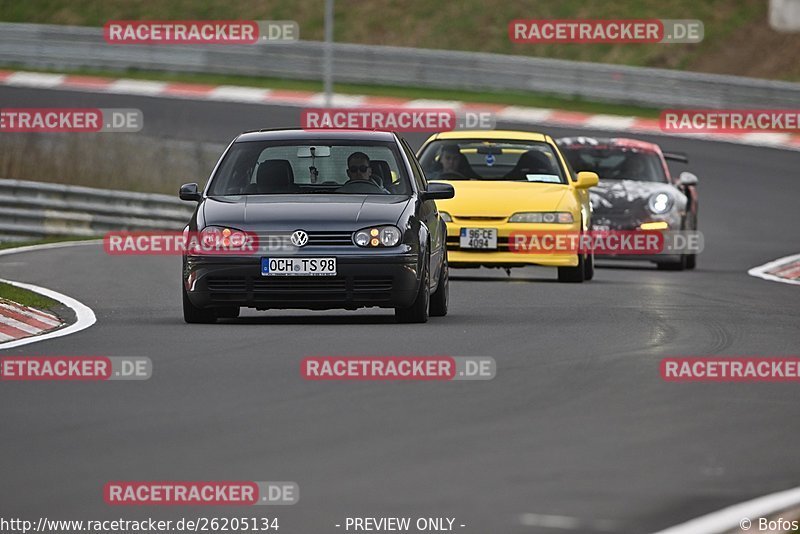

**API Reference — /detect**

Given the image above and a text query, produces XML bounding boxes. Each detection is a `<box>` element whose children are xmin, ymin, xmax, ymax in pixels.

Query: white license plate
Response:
<box><xmin>261</xmin><ymin>257</ymin><xmax>337</xmax><ymax>276</ymax></box>
<box><xmin>460</xmin><ymin>228</ymin><xmax>497</xmax><ymax>250</ymax></box>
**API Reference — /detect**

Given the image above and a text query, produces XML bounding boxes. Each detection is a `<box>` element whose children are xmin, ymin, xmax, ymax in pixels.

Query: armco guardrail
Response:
<box><xmin>2</xmin><ymin>23</ymin><xmax>800</xmax><ymax>109</ymax></box>
<box><xmin>0</xmin><ymin>179</ymin><xmax>194</xmax><ymax>242</ymax></box>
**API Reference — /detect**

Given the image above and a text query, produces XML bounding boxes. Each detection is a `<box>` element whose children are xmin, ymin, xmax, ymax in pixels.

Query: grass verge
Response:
<box><xmin>0</xmin><ymin>283</ymin><xmax>60</xmax><ymax>311</ymax></box>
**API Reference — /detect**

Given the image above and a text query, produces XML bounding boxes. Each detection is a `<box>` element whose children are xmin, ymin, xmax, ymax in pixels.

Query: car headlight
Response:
<box><xmin>189</xmin><ymin>225</ymin><xmax>251</xmax><ymax>254</ymax></box>
<box><xmin>440</xmin><ymin>211</ymin><xmax>452</xmax><ymax>222</ymax></box>
<box><xmin>508</xmin><ymin>212</ymin><xmax>574</xmax><ymax>223</ymax></box>
<box><xmin>648</xmin><ymin>193</ymin><xmax>673</xmax><ymax>214</ymax></box>
<box><xmin>354</xmin><ymin>225</ymin><xmax>402</xmax><ymax>247</ymax></box>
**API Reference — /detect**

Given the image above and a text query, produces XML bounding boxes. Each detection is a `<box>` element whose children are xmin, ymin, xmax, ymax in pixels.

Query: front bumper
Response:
<box><xmin>591</xmin><ymin>212</ymin><xmax>681</xmax><ymax>263</ymax></box>
<box><xmin>184</xmin><ymin>252</ymin><xmax>420</xmax><ymax>310</ymax></box>
<box><xmin>446</xmin><ymin>222</ymin><xmax>581</xmax><ymax>268</ymax></box>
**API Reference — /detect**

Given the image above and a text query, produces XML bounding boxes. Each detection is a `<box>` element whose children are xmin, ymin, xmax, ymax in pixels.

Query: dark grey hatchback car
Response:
<box><xmin>179</xmin><ymin>129</ymin><xmax>454</xmax><ymax>324</ymax></box>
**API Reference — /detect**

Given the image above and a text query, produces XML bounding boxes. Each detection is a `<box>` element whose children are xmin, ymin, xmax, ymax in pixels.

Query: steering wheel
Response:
<box><xmin>336</xmin><ymin>180</ymin><xmax>386</xmax><ymax>193</ymax></box>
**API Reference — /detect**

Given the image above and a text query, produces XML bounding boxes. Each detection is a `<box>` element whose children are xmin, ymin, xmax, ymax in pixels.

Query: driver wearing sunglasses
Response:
<box><xmin>345</xmin><ymin>152</ymin><xmax>389</xmax><ymax>192</ymax></box>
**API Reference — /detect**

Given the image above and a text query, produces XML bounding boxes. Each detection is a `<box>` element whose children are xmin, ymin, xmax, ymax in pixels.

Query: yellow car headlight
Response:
<box><xmin>508</xmin><ymin>212</ymin><xmax>574</xmax><ymax>223</ymax></box>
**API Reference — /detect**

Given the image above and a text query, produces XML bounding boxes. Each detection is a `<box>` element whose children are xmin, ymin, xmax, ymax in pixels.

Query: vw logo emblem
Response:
<box><xmin>290</xmin><ymin>230</ymin><xmax>309</xmax><ymax>247</ymax></box>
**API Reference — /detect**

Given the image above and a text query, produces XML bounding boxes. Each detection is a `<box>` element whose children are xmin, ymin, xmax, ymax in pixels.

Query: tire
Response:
<box><xmin>656</xmin><ymin>255</ymin><xmax>687</xmax><ymax>271</ymax></box>
<box><xmin>429</xmin><ymin>253</ymin><xmax>448</xmax><ymax>317</ymax></box>
<box><xmin>183</xmin><ymin>285</ymin><xmax>217</xmax><ymax>324</ymax></box>
<box><xmin>583</xmin><ymin>252</ymin><xmax>595</xmax><ymax>281</ymax></box>
<box><xmin>396</xmin><ymin>250</ymin><xmax>430</xmax><ymax>323</ymax></box>
<box><xmin>685</xmin><ymin>218</ymin><xmax>698</xmax><ymax>270</ymax></box>
<box><xmin>558</xmin><ymin>253</ymin><xmax>585</xmax><ymax>283</ymax></box>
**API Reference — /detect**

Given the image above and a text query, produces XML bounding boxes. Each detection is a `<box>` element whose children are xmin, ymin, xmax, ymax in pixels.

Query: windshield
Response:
<box><xmin>418</xmin><ymin>140</ymin><xmax>568</xmax><ymax>184</ymax></box>
<box><xmin>560</xmin><ymin>146</ymin><xmax>667</xmax><ymax>183</ymax></box>
<box><xmin>207</xmin><ymin>141</ymin><xmax>412</xmax><ymax>195</ymax></box>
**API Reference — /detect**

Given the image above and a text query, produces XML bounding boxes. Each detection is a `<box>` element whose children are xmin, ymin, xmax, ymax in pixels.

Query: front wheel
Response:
<box><xmin>656</xmin><ymin>255</ymin><xmax>687</xmax><ymax>271</ymax></box>
<box><xmin>429</xmin><ymin>253</ymin><xmax>448</xmax><ymax>317</ymax></box>
<box><xmin>583</xmin><ymin>252</ymin><xmax>595</xmax><ymax>281</ymax></box>
<box><xmin>396</xmin><ymin>251</ymin><xmax>430</xmax><ymax>323</ymax></box>
<box><xmin>183</xmin><ymin>285</ymin><xmax>217</xmax><ymax>324</ymax></box>
<box><xmin>558</xmin><ymin>253</ymin><xmax>585</xmax><ymax>283</ymax></box>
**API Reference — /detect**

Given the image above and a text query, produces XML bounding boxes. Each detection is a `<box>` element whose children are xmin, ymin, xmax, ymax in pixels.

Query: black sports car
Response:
<box><xmin>179</xmin><ymin>129</ymin><xmax>454</xmax><ymax>323</ymax></box>
<box><xmin>556</xmin><ymin>136</ymin><xmax>700</xmax><ymax>270</ymax></box>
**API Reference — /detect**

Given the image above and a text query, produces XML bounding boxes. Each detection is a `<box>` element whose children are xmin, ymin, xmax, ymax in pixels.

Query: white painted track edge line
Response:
<box><xmin>0</xmin><ymin>240</ymin><xmax>100</xmax><ymax>350</ymax></box>
<box><xmin>651</xmin><ymin>486</ymin><xmax>800</xmax><ymax>534</ymax></box>
<box><xmin>0</xmin><ymin>239</ymin><xmax>102</xmax><ymax>258</ymax></box>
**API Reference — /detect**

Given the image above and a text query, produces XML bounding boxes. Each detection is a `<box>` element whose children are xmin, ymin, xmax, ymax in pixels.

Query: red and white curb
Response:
<box><xmin>748</xmin><ymin>253</ymin><xmax>800</xmax><ymax>286</ymax></box>
<box><xmin>0</xmin><ymin>241</ymin><xmax>99</xmax><ymax>350</ymax></box>
<box><xmin>2</xmin><ymin>69</ymin><xmax>800</xmax><ymax>151</ymax></box>
<box><xmin>0</xmin><ymin>298</ymin><xmax>63</xmax><ymax>343</ymax></box>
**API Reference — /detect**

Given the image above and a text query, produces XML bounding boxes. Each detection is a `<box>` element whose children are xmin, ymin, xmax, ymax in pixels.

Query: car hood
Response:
<box><xmin>201</xmin><ymin>195</ymin><xmax>411</xmax><ymax>231</ymax></box>
<box><xmin>590</xmin><ymin>179</ymin><xmax>675</xmax><ymax>210</ymax></box>
<box><xmin>433</xmin><ymin>181</ymin><xmax>570</xmax><ymax>217</ymax></box>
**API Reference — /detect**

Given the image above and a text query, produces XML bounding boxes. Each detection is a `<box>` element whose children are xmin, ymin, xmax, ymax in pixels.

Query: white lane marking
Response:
<box><xmin>0</xmin><ymin>241</ymin><xmax>100</xmax><ymax>350</ymax></box>
<box><xmin>0</xmin><ymin>331</ymin><xmax>13</xmax><ymax>342</ymax></box>
<box><xmin>518</xmin><ymin>513</ymin><xmax>617</xmax><ymax>532</ymax></box>
<box><xmin>0</xmin><ymin>302</ymin><xmax>61</xmax><ymax>326</ymax></box>
<box><xmin>6</xmin><ymin>72</ymin><xmax>65</xmax><ymax>87</ymax></box>
<box><xmin>519</xmin><ymin>513</ymin><xmax>581</xmax><ymax>529</ymax></box>
<box><xmin>0</xmin><ymin>314</ymin><xmax>40</xmax><ymax>335</ymax></box>
<box><xmin>496</xmin><ymin>106</ymin><xmax>554</xmax><ymax>123</ymax></box>
<box><xmin>651</xmin><ymin>485</ymin><xmax>800</xmax><ymax>534</ymax></box>
<box><xmin>747</xmin><ymin>253</ymin><xmax>800</xmax><ymax>286</ymax></box>
<box><xmin>405</xmin><ymin>99</ymin><xmax>463</xmax><ymax>109</ymax></box>
<box><xmin>0</xmin><ymin>240</ymin><xmax>101</xmax><ymax>258</ymax></box>
<box><xmin>107</xmin><ymin>79</ymin><xmax>168</xmax><ymax>95</ymax></box>
<box><xmin>584</xmin><ymin>114</ymin><xmax>637</xmax><ymax>130</ymax></box>
<box><xmin>307</xmin><ymin>93</ymin><xmax>366</xmax><ymax>107</ymax></box>
<box><xmin>208</xmin><ymin>85</ymin><xmax>271</xmax><ymax>102</ymax></box>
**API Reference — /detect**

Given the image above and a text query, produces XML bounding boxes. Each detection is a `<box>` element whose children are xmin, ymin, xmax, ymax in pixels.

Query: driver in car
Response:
<box><xmin>427</xmin><ymin>144</ymin><xmax>462</xmax><ymax>179</ymax></box>
<box><xmin>344</xmin><ymin>152</ymin><xmax>390</xmax><ymax>192</ymax></box>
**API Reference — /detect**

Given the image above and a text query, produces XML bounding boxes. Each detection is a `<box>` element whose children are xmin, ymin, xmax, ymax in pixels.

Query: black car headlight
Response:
<box><xmin>647</xmin><ymin>192</ymin><xmax>673</xmax><ymax>214</ymax></box>
<box><xmin>354</xmin><ymin>225</ymin><xmax>402</xmax><ymax>247</ymax></box>
<box><xmin>187</xmin><ymin>225</ymin><xmax>253</xmax><ymax>255</ymax></box>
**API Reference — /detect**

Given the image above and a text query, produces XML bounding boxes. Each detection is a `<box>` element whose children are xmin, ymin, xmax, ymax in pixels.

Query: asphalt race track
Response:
<box><xmin>1</xmin><ymin>86</ymin><xmax>798</xmax><ymax>533</ymax></box>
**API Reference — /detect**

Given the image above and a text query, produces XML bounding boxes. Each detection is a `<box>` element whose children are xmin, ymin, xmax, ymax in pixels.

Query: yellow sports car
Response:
<box><xmin>417</xmin><ymin>130</ymin><xmax>599</xmax><ymax>282</ymax></box>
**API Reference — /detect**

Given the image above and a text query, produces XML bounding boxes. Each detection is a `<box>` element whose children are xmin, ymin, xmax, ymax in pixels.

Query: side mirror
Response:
<box><xmin>678</xmin><ymin>172</ymin><xmax>698</xmax><ymax>186</ymax></box>
<box><xmin>421</xmin><ymin>182</ymin><xmax>455</xmax><ymax>201</ymax></box>
<box><xmin>575</xmin><ymin>171</ymin><xmax>599</xmax><ymax>189</ymax></box>
<box><xmin>179</xmin><ymin>183</ymin><xmax>202</xmax><ymax>202</ymax></box>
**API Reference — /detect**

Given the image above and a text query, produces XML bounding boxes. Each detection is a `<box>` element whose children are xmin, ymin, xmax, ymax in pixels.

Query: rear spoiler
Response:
<box><xmin>663</xmin><ymin>151</ymin><xmax>689</xmax><ymax>164</ymax></box>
